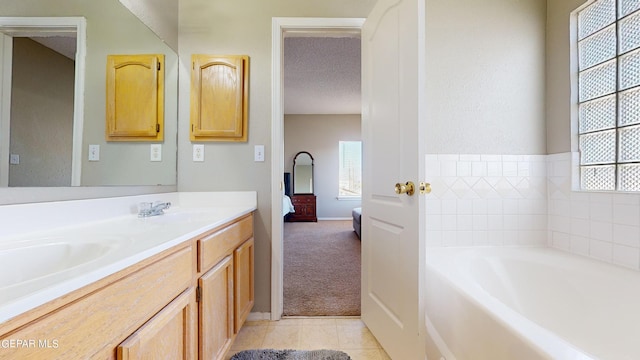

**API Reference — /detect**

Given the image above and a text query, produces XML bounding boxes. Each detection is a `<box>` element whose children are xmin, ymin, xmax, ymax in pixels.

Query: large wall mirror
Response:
<box><xmin>0</xmin><ymin>0</ymin><xmax>178</xmax><ymax>187</ymax></box>
<box><xmin>293</xmin><ymin>151</ymin><xmax>314</xmax><ymax>194</ymax></box>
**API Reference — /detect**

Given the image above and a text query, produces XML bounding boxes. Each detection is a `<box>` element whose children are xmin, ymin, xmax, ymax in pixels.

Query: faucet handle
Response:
<box><xmin>138</xmin><ymin>202</ymin><xmax>152</xmax><ymax>212</ymax></box>
<box><xmin>152</xmin><ymin>201</ymin><xmax>171</xmax><ymax>209</ymax></box>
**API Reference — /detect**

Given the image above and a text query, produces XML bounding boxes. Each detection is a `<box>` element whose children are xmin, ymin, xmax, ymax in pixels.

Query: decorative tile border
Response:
<box><xmin>425</xmin><ymin>154</ymin><xmax>547</xmax><ymax>247</ymax></box>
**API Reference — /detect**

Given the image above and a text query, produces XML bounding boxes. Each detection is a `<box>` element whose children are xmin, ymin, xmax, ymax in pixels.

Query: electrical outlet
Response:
<box><xmin>88</xmin><ymin>145</ymin><xmax>100</xmax><ymax>161</ymax></box>
<box><xmin>150</xmin><ymin>144</ymin><xmax>162</xmax><ymax>162</ymax></box>
<box><xmin>254</xmin><ymin>145</ymin><xmax>265</xmax><ymax>162</ymax></box>
<box><xmin>193</xmin><ymin>144</ymin><xmax>204</xmax><ymax>162</ymax></box>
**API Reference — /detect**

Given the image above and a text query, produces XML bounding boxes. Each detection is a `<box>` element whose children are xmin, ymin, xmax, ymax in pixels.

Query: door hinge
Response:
<box><xmin>196</xmin><ymin>286</ymin><xmax>201</xmax><ymax>302</ymax></box>
<box><xmin>157</xmin><ymin>61</ymin><xmax>161</xmax><ymax>71</ymax></box>
<box><xmin>156</xmin><ymin>124</ymin><xmax>160</xmax><ymax>133</ymax></box>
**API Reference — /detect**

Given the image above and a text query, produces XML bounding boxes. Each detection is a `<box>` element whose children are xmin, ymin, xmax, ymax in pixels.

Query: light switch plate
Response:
<box><xmin>254</xmin><ymin>145</ymin><xmax>265</xmax><ymax>162</ymax></box>
<box><xmin>9</xmin><ymin>154</ymin><xmax>19</xmax><ymax>165</ymax></box>
<box><xmin>150</xmin><ymin>144</ymin><xmax>162</xmax><ymax>162</ymax></box>
<box><xmin>88</xmin><ymin>145</ymin><xmax>100</xmax><ymax>161</ymax></box>
<box><xmin>193</xmin><ymin>144</ymin><xmax>204</xmax><ymax>162</ymax></box>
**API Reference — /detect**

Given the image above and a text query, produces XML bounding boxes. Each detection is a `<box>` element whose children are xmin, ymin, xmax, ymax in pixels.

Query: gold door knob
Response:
<box><xmin>394</xmin><ymin>181</ymin><xmax>415</xmax><ymax>196</ymax></box>
<box><xmin>419</xmin><ymin>182</ymin><xmax>432</xmax><ymax>194</ymax></box>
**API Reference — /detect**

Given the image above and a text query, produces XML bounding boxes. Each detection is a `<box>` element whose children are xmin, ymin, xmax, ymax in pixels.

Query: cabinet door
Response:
<box><xmin>106</xmin><ymin>54</ymin><xmax>164</xmax><ymax>141</ymax></box>
<box><xmin>199</xmin><ymin>256</ymin><xmax>234</xmax><ymax>360</ymax></box>
<box><xmin>117</xmin><ymin>288</ymin><xmax>196</xmax><ymax>360</ymax></box>
<box><xmin>190</xmin><ymin>55</ymin><xmax>248</xmax><ymax>142</ymax></box>
<box><xmin>234</xmin><ymin>237</ymin><xmax>254</xmax><ymax>333</ymax></box>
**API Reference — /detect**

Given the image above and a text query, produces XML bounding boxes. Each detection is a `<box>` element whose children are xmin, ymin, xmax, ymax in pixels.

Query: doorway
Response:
<box><xmin>0</xmin><ymin>17</ymin><xmax>86</xmax><ymax>187</ymax></box>
<box><xmin>271</xmin><ymin>17</ymin><xmax>365</xmax><ymax>320</ymax></box>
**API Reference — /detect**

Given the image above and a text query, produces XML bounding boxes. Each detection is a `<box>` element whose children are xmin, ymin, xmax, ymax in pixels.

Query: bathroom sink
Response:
<box><xmin>0</xmin><ymin>239</ymin><xmax>123</xmax><ymax>288</ymax></box>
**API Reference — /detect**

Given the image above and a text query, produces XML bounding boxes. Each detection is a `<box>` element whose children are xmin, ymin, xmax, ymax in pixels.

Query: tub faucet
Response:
<box><xmin>138</xmin><ymin>201</ymin><xmax>171</xmax><ymax>217</ymax></box>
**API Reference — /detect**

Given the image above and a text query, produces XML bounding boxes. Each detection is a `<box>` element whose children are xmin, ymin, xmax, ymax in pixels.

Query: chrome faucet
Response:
<box><xmin>138</xmin><ymin>201</ymin><xmax>171</xmax><ymax>217</ymax></box>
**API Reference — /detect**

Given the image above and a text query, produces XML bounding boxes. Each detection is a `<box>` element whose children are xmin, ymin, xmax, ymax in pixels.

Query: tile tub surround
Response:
<box><xmin>426</xmin><ymin>153</ymin><xmax>640</xmax><ymax>270</ymax></box>
<box><xmin>425</xmin><ymin>154</ymin><xmax>548</xmax><ymax>247</ymax></box>
<box><xmin>548</xmin><ymin>153</ymin><xmax>640</xmax><ymax>270</ymax></box>
<box><xmin>0</xmin><ymin>191</ymin><xmax>257</xmax><ymax>323</ymax></box>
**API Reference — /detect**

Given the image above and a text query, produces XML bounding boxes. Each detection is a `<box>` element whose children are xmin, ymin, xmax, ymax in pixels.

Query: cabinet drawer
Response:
<box><xmin>292</xmin><ymin>197</ymin><xmax>314</xmax><ymax>204</ymax></box>
<box><xmin>0</xmin><ymin>245</ymin><xmax>193</xmax><ymax>360</ymax></box>
<box><xmin>198</xmin><ymin>214</ymin><xmax>253</xmax><ymax>273</ymax></box>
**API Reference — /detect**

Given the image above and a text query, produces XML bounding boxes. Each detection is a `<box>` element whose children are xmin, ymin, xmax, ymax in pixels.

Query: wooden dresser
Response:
<box><xmin>288</xmin><ymin>194</ymin><xmax>317</xmax><ymax>222</ymax></box>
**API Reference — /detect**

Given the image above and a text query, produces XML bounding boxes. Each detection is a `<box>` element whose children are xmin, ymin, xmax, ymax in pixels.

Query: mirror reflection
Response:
<box><xmin>293</xmin><ymin>151</ymin><xmax>314</xmax><ymax>194</ymax></box>
<box><xmin>0</xmin><ymin>0</ymin><xmax>178</xmax><ymax>187</ymax></box>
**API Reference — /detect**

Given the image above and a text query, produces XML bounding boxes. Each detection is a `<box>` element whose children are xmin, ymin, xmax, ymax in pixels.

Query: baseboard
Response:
<box><xmin>247</xmin><ymin>312</ymin><xmax>271</xmax><ymax>321</ymax></box>
<box><xmin>318</xmin><ymin>217</ymin><xmax>352</xmax><ymax>221</ymax></box>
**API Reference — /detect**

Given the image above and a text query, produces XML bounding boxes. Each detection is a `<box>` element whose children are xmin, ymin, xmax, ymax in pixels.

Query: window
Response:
<box><xmin>577</xmin><ymin>0</ymin><xmax>640</xmax><ymax>191</ymax></box>
<box><xmin>338</xmin><ymin>141</ymin><xmax>362</xmax><ymax>197</ymax></box>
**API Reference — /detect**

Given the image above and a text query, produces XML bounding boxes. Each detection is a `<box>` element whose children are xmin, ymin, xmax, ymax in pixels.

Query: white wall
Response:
<box><xmin>425</xmin><ymin>0</ymin><xmax>547</xmax><ymax>155</ymax></box>
<box><xmin>424</xmin><ymin>0</ymin><xmax>548</xmax><ymax>247</ymax></box>
<box><xmin>285</xmin><ymin>114</ymin><xmax>361</xmax><ymax>219</ymax></box>
<box><xmin>546</xmin><ymin>0</ymin><xmax>587</xmax><ymax>154</ymax></box>
<box><xmin>177</xmin><ymin>0</ymin><xmax>376</xmax><ymax>313</ymax></box>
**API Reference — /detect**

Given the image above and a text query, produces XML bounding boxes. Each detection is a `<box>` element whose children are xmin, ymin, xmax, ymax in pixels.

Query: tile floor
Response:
<box><xmin>226</xmin><ymin>317</ymin><xmax>391</xmax><ymax>360</ymax></box>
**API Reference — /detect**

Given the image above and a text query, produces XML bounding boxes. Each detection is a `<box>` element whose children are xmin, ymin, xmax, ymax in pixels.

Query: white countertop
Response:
<box><xmin>0</xmin><ymin>192</ymin><xmax>257</xmax><ymax>324</ymax></box>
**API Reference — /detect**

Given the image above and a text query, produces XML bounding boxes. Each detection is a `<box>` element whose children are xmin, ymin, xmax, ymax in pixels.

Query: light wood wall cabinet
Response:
<box><xmin>190</xmin><ymin>55</ymin><xmax>249</xmax><ymax>142</ymax></box>
<box><xmin>106</xmin><ymin>54</ymin><xmax>164</xmax><ymax>141</ymax></box>
<box><xmin>0</xmin><ymin>213</ymin><xmax>254</xmax><ymax>360</ymax></box>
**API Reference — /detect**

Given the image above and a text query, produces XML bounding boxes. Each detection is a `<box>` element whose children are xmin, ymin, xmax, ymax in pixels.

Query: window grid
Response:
<box><xmin>578</xmin><ymin>0</ymin><xmax>640</xmax><ymax>191</ymax></box>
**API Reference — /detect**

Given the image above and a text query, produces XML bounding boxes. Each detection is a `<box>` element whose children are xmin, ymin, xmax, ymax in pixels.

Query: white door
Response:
<box><xmin>361</xmin><ymin>0</ymin><xmax>426</xmax><ymax>358</ymax></box>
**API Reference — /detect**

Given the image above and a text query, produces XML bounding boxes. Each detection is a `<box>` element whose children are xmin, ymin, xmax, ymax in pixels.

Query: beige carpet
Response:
<box><xmin>283</xmin><ymin>220</ymin><xmax>361</xmax><ymax>316</ymax></box>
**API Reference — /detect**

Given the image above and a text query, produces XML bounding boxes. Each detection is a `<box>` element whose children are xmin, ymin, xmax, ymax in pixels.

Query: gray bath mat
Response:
<box><xmin>230</xmin><ymin>349</ymin><xmax>351</xmax><ymax>360</ymax></box>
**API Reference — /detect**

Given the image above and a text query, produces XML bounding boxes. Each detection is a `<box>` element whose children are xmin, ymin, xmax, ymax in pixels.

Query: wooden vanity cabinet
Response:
<box><xmin>117</xmin><ymin>287</ymin><xmax>197</xmax><ymax>360</ymax></box>
<box><xmin>0</xmin><ymin>244</ymin><xmax>193</xmax><ymax>360</ymax></box>
<box><xmin>0</xmin><ymin>212</ymin><xmax>254</xmax><ymax>360</ymax></box>
<box><xmin>234</xmin><ymin>237</ymin><xmax>254</xmax><ymax>333</ymax></box>
<box><xmin>199</xmin><ymin>256</ymin><xmax>234</xmax><ymax>360</ymax></box>
<box><xmin>197</xmin><ymin>213</ymin><xmax>254</xmax><ymax>360</ymax></box>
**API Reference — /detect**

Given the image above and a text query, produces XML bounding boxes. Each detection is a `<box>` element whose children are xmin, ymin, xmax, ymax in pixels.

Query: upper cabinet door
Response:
<box><xmin>190</xmin><ymin>55</ymin><xmax>249</xmax><ymax>142</ymax></box>
<box><xmin>106</xmin><ymin>54</ymin><xmax>164</xmax><ymax>141</ymax></box>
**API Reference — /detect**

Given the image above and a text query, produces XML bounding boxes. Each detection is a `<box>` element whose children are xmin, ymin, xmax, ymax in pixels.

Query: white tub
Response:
<box><xmin>425</xmin><ymin>247</ymin><xmax>640</xmax><ymax>360</ymax></box>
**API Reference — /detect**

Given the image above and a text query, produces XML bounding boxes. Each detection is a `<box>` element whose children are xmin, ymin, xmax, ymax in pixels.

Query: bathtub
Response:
<box><xmin>425</xmin><ymin>246</ymin><xmax>640</xmax><ymax>360</ymax></box>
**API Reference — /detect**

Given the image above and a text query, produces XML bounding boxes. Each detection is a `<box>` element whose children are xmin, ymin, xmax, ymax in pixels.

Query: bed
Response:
<box><xmin>283</xmin><ymin>195</ymin><xmax>295</xmax><ymax>217</ymax></box>
<box><xmin>352</xmin><ymin>207</ymin><xmax>361</xmax><ymax>239</ymax></box>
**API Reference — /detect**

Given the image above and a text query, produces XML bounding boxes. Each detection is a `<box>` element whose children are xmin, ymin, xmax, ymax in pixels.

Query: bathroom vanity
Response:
<box><xmin>0</xmin><ymin>192</ymin><xmax>256</xmax><ymax>360</ymax></box>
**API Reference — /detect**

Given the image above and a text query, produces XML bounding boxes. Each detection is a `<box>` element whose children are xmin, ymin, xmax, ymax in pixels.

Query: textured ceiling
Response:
<box><xmin>284</xmin><ymin>36</ymin><xmax>361</xmax><ymax>115</ymax></box>
<box><xmin>31</xmin><ymin>36</ymin><xmax>76</xmax><ymax>59</ymax></box>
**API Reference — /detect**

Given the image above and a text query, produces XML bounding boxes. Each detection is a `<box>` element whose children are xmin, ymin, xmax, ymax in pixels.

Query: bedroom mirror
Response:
<box><xmin>0</xmin><ymin>0</ymin><xmax>178</xmax><ymax>187</ymax></box>
<box><xmin>293</xmin><ymin>151</ymin><xmax>314</xmax><ymax>194</ymax></box>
